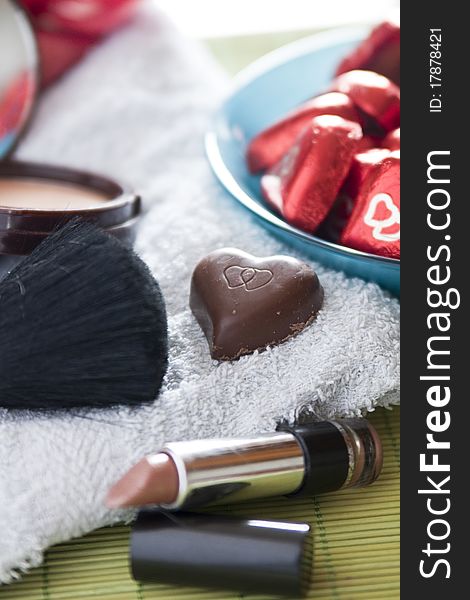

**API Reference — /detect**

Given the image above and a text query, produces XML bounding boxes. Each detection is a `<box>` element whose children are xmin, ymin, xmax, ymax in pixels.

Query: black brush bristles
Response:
<box><xmin>0</xmin><ymin>220</ymin><xmax>168</xmax><ymax>410</ymax></box>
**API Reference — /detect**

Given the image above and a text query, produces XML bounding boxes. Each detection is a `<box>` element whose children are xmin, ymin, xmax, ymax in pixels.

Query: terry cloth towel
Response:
<box><xmin>0</xmin><ymin>5</ymin><xmax>400</xmax><ymax>584</ymax></box>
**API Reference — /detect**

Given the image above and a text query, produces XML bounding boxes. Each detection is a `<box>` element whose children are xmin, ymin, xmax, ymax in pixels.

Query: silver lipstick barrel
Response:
<box><xmin>161</xmin><ymin>432</ymin><xmax>305</xmax><ymax>509</ymax></box>
<box><xmin>160</xmin><ymin>419</ymin><xmax>382</xmax><ymax>510</ymax></box>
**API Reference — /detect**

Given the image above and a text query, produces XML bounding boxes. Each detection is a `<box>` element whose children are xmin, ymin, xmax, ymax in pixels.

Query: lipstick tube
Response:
<box><xmin>160</xmin><ymin>418</ymin><xmax>382</xmax><ymax>510</ymax></box>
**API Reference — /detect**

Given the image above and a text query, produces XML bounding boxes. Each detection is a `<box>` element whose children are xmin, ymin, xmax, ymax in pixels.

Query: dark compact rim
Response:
<box><xmin>0</xmin><ymin>215</ymin><xmax>140</xmax><ymax>255</ymax></box>
<box><xmin>0</xmin><ymin>161</ymin><xmax>140</xmax><ymax>226</ymax></box>
<box><xmin>0</xmin><ymin>161</ymin><xmax>140</xmax><ymax>255</ymax></box>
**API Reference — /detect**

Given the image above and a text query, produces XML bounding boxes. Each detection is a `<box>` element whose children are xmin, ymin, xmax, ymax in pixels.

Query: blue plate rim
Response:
<box><xmin>205</xmin><ymin>26</ymin><xmax>400</xmax><ymax>268</ymax></box>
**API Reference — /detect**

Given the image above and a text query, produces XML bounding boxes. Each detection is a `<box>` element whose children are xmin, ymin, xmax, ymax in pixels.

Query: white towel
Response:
<box><xmin>0</xmin><ymin>6</ymin><xmax>400</xmax><ymax>584</ymax></box>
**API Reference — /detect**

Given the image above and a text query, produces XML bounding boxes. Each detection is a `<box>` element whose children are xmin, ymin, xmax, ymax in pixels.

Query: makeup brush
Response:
<box><xmin>0</xmin><ymin>220</ymin><xmax>168</xmax><ymax>410</ymax></box>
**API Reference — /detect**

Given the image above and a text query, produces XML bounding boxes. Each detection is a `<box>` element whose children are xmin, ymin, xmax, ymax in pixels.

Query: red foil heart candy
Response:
<box><xmin>0</xmin><ymin>71</ymin><xmax>35</xmax><ymax>137</ymax></box>
<box><xmin>22</xmin><ymin>0</ymin><xmax>138</xmax><ymax>37</ymax></box>
<box><xmin>22</xmin><ymin>0</ymin><xmax>139</xmax><ymax>86</ymax></box>
<box><xmin>320</xmin><ymin>148</ymin><xmax>391</xmax><ymax>241</ymax></box>
<box><xmin>335</xmin><ymin>19</ymin><xmax>400</xmax><ymax>86</ymax></box>
<box><xmin>340</xmin><ymin>150</ymin><xmax>400</xmax><ymax>259</ymax></box>
<box><xmin>342</xmin><ymin>148</ymin><xmax>392</xmax><ymax>201</ymax></box>
<box><xmin>190</xmin><ymin>249</ymin><xmax>324</xmax><ymax>360</ymax></box>
<box><xmin>246</xmin><ymin>92</ymin><xmax>360</xmax><ymax>173</ymax></box>
<box><xmin>331</xmin><ymin>70</ymin><xmax>400</xmax><ymax>134</ymax></box>
<box><xmin>382</xmin><ymin>127</ymin><xmax>400</xmax><ymax>150</ymax></box>
<box><xmin>34</xmin><ymin>30</ymin><xmax>93</xmax><ymax>88</ymax></box>
<box><xmin>356</xmin><ymin>135</ymin><xmax>378</xmax><ymax>153</ymax></box>
<box><xmin>261</xmin><ymin>115</ymin><xmax>363</xmax><ymax>233</ymax></box>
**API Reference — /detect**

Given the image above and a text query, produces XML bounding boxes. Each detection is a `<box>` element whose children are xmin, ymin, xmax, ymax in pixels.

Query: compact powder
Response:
<box><xmin>0</xmin><ymin>162</ymin><xmax>140</xmax><ymax>261</ymax></box>
<box><xmin>0</xmin><ymin>178</ymin><xmax>110</xmax><ymax>210</ymax></box>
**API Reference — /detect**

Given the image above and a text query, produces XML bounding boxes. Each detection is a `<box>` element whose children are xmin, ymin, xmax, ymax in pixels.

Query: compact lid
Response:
<box><xmin>131</xmin><ymin>510</ymin><xmax>313</xmax><ymax>597</ymax></box>
<box><xmin>0</xmin><ymin>0</ymin><xmax>39</xmax><ymax>160</ymax></box>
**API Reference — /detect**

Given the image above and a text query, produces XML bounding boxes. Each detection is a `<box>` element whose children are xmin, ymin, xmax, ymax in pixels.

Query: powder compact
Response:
<box><xmin>0</xmin><ymin>0</ymin><xmax>140</xmax><ymax>278</ymax></box>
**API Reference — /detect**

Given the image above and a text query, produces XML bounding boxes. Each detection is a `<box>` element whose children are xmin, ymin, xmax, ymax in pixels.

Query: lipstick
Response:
<box><xmin>107</xmin><ymin>418</ymin><xmax>382</xmax><ymax>509</ymax></box>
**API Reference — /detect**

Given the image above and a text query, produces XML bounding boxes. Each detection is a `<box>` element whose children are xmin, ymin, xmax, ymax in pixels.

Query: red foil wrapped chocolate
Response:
<box><xmin>0</xmin><ymin>71</ymin><xmax>35</xmax><ymax>138</ymax></box>
<box><xmin>21</xmin><ymin>0</ymin><xmax>139</xmax><ymax>86</ymax></box>
<box><xmin>23</xmin><ymin>0</ymin><xmax>139</xmax><ymax>37</ymax></box>
<box><xmin>382</xmin><ymin>127</ymin><xmax>400</xmax><ymax>150</ymax></box>
<box><xmin>340</xmin><ymin>150</ymin><xmax>400</xmax><ymax>258</ymax></box>
<box><xmin>321</xmin><ymin>148</ymin><xmax>391</xmax><ymax>241</ymax></box>
<box><xmin>335</xmin><ymin>19</ymin><xmax>400</xmax><ymax>86</ymax></box>
<box><xmin>331</xmin><ymin>70</ymin><xmax>400</xmax><ymax>133</ymax></box>
<box><xmin>342</xmin><ymin>148</ymin><xmax>392</xmax><ymax>200</ymax></box>
<box><xmin>246</xmin><ymin>92</ymin><xmax>359</xmax><ymax>173</ymax></box>
<box><xmin>33</xmin><ymin>31</ymin><xmax>94</xmax><ymax>88</ymax></box>
<box><xmin>261</xmin><ymin>115</ymin><xmax>363</xmax><ymax>233</ymax></box>
<box><xmin>356</xmin><ymin>135</ymin><xmax>379</xmax><ymax>153</ymax></box>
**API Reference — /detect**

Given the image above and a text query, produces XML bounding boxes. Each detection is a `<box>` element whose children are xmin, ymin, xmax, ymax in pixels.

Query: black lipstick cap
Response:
<box><xmin>280</xmin><ymin>421</ymin><xmax>350</xmax><ymax>495</ymax></box>
<box><xmin>130</xmin><ymin>510</ymin><xmax>313</xmax><ymax>597</ymax></box>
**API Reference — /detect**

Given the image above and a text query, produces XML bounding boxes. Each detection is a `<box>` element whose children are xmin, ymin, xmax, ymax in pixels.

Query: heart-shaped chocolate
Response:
<box><xmin>190</xmin><ymin>248</ymin><xmax>324</xmax><ymax>360</ymax></box>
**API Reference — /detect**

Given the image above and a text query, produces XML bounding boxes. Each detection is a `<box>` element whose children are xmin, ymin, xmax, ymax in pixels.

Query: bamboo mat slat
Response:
<box><xmin>0</xmin><ymin>406</ymin><xmax>399</xmax><ymax>599</ymax></box>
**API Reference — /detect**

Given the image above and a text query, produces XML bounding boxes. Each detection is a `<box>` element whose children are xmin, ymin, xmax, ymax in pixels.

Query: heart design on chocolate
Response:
<box><xmin>245</xmin><ymin>268</ymin><xmax>273</xmax><ymax>290</ymax></box>
<box><xmin>223</xmin><ymin>265</ymin><xmax>249</xmax><ymax>288</ymax></box>
<box><xmin>364</xmin><ymin>192</ymin><xmax>400</xmax><ymax>242</ymax></box>
<box><xmin>224</xmin><ymin>265</ymin><xmax>273</xmax><ymax>291</ymax></box>
<box><xmin>190</xmin><ymin>248</ymin><xmax>324</xmax><ymax>360</ymax></box>
<box><xmin>241</xmin><ymin>268</ymin><xmax>256</xmax><ymax>284</ymax></box>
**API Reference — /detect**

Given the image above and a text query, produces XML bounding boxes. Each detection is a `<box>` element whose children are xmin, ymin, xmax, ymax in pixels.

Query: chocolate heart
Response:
<box><xmin>190</xmin><ymin>248</ymin><xmax>324</xmax><ymax>360</ymax></box>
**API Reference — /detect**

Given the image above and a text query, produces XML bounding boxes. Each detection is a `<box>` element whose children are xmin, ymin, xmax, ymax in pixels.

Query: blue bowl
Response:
<box><xmin>205</xmin><ymin>27</ymin><xmax>400</xmax><ymax>296</ymax></box>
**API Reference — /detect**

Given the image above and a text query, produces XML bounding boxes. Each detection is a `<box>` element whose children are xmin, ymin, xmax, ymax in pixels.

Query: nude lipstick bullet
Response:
<box><xmin>106</xmin><ymin>418</ymin><xmax>382</xmax><ymax>510</ymax></box>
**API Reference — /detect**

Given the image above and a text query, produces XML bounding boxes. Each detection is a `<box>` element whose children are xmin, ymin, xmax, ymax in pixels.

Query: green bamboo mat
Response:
<box><xmin>1</xmin><ymin>406</ymin><xmax>399</xmax><ymax>599</ymax></box>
